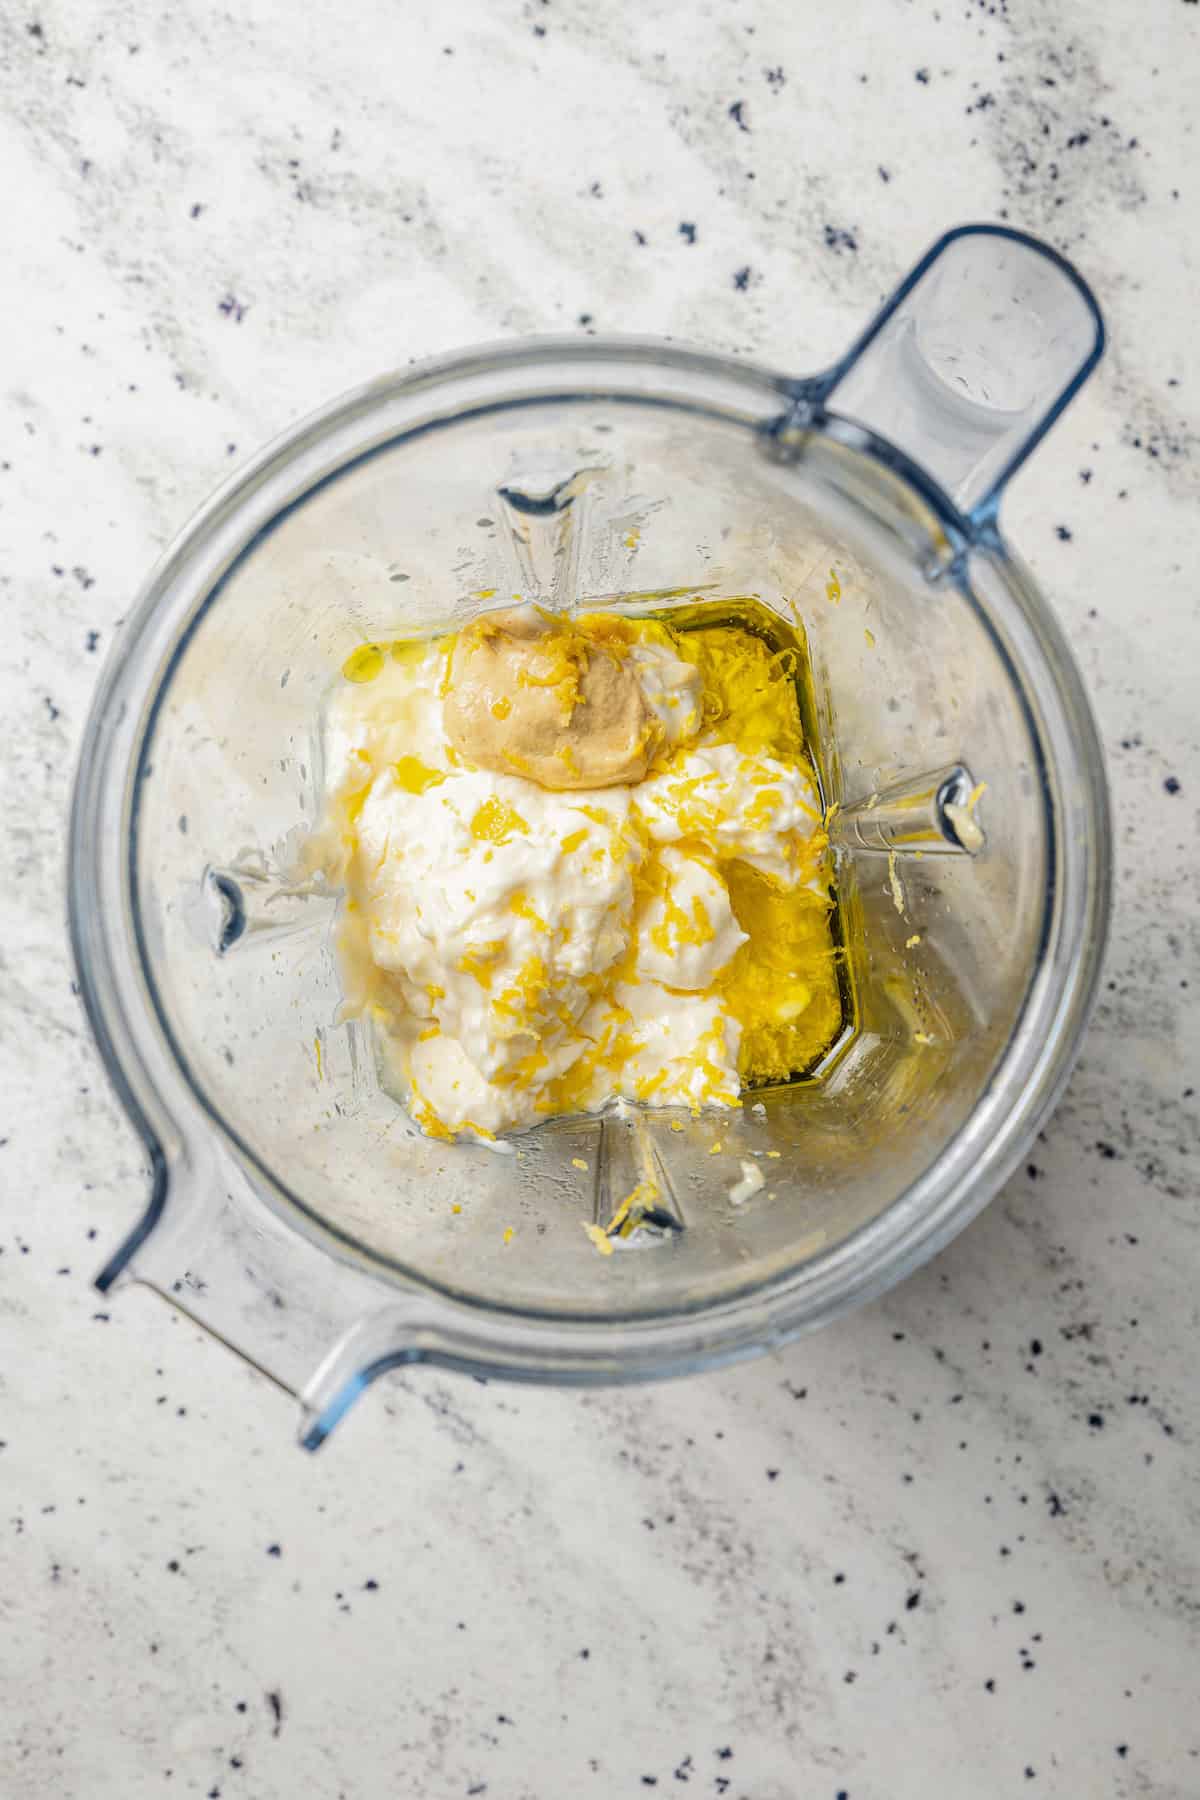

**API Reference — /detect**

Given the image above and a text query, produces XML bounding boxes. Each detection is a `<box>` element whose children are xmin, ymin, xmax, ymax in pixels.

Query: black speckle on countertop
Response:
<box><xmin>727</xmin><ymin>99</ymin><xmax>749</xmax><ymax>132</ymax></box>
<box><xmin>823</xmin><ymin>224</ymin><xmax>858</xmax><ymax>254</ymax></box>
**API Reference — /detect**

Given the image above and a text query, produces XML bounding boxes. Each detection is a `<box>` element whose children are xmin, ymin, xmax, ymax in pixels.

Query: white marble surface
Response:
<box><xmin>2</xmin><ymin>2</ymin><xmax>1198</xmax><ymax>1796</ymax></box>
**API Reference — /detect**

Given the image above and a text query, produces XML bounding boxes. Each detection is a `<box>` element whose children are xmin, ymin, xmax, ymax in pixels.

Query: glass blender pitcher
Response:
<box><xmin>69</xmin><ymin>225</ymin><xmax>1109</xmax><ymax>1446</ymax></box>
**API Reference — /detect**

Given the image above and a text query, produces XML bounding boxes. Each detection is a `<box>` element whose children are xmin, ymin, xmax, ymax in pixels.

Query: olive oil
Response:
<box><xmin>636</xmin><ymin>595</ymin><xmax>855</xmax><ymax>1087</ymax></box>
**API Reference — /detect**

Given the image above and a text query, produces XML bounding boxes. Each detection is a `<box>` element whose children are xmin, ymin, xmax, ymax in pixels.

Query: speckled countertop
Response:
<box><xmin>2</xmin><ymin>2</ymin><xmax>1198</xmax><ymax>1796</ymax></box>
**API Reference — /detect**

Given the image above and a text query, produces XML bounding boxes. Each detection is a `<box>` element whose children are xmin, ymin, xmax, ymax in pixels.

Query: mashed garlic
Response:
<box><xmin>443</xmin><ymin>606</ymin><xmax>701</xmax><ymax>789</ymax></box>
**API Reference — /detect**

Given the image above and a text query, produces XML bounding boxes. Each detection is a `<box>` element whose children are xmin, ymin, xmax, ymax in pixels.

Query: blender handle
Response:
<box><xmin>809</xmin><ymin>224</ymin><xmax>1105</xmax><ymax>529</ymax></box>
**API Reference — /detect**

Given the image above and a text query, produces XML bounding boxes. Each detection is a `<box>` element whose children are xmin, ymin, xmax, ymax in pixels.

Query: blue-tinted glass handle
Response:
<box><xmin>815</xmin><ymin>225</ymin><xmax>1105</xmax><ymax>527</ymax></box>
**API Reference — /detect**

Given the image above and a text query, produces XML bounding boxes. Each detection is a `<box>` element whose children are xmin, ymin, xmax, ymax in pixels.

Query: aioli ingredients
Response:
<box><xmin>314</xmin><ymin>600</ymin><xmax>844</xmax><ymax>1143</ymax></box>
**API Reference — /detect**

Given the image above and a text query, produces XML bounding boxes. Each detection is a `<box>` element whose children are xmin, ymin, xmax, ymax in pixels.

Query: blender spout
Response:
<box><xmin>190</xmin><ymin>856</ymin><xmax>336</xmax><ymax>957</ymax></box>
<box><xmin>830</xmin><ymin>763</ymin><xmax>986</xmax><ymax>857</ymax></box>
<box><xmin>593</xmin><ymin>1111</ymin><xmax>686</xmax><ymax>1244</ymax></box>
<box><xmin>495</xmin><ymin>465</ymin><xmax>604</xmax><ymax>606</ymax></box>
<box><xmin>814</xmin><ymin>225</ymin><xmax>1104</xmax><ymax>527</ymax></box>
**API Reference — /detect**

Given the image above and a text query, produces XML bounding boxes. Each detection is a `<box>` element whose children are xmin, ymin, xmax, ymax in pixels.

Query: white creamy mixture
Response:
<box><xmin>316</xmin><ymin>618</ymin><xmax>825</xmax><ymax>1144</ymax></box>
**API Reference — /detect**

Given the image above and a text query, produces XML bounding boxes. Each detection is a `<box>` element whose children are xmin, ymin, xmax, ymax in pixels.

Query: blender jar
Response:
<box><xmin>69</xmin><ymin>226</ymin><xmax>1110</xmax><ymax>1445</ymax></box>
